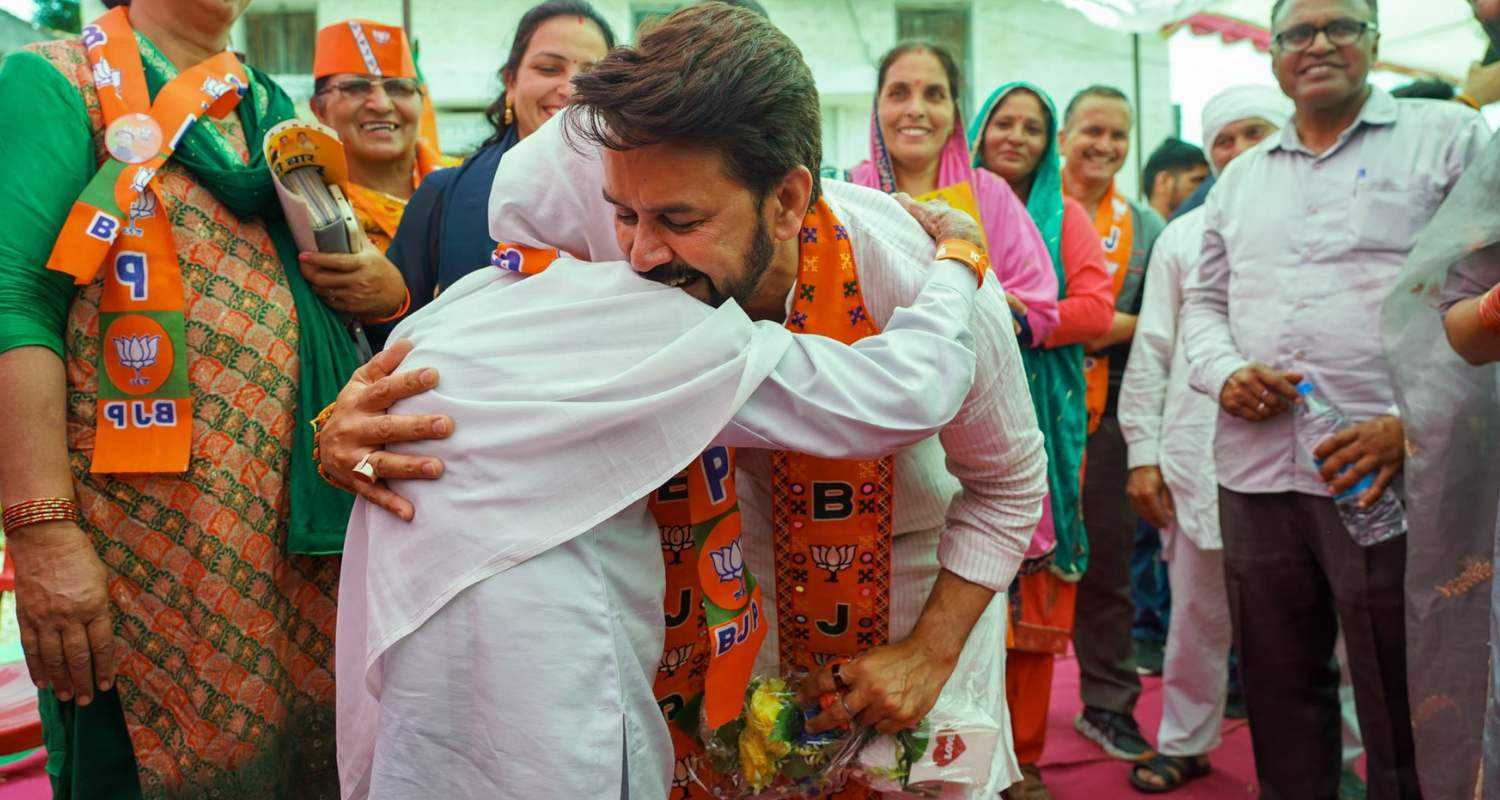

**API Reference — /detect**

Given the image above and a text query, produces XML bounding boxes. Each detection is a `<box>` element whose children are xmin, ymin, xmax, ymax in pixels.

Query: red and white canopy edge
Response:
<box><xmin>1047</xmin><ymin>0</ymin><xmax>1487</xmax><ymax>83</ymax></box>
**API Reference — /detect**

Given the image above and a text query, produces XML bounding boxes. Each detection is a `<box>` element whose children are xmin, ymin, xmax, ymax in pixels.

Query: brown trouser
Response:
<box><xmin>1075</xmin><ymin>412</ymin><xmax>1142</xmax><ymax>714</ymax></box>
<box><xmin>1219</xmin><ymin>488</ymin><xmax>1420</xmax><ymax>800</ymax></box>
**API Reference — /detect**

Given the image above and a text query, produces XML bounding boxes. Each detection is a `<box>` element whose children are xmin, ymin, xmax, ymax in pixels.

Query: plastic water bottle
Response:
<box><xmin>1293</xmin><ymin>380</ymin><xmax>1406</xmax><ymax>546</ymax></box>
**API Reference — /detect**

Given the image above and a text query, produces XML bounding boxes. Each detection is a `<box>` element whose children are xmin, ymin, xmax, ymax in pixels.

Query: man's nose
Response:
<box><xmin>1306</xmin><ymin>29</ymin><xmax>1338</xmax><ymax>54</ymax></box>
<box><xmin>629</xmin><ymin>225</ymin><xmax>672</xmax><ymax>273</ymax></box>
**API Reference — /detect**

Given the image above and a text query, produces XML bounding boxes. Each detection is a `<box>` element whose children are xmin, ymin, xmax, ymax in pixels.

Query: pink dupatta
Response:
<box><xmin>850</xmin><ymin>113</ymin><xmax>1060</xmax><ymax>343</ymax></box>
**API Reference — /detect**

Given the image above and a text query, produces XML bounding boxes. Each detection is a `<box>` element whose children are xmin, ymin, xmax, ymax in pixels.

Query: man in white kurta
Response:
<box><xmin>1117</xmin><ymin>85</ymin><xmax>1291</xmax><ymax>788</ymax></box>
<box><xmin>482</xmin><ymin>103</ymin><xmax>1046</xmax><ymax>796</ymax></box>
<box><xmin>335</xmin><ymin>111</ymin><xmax>1009</xmax><ymax>799</ymax></box>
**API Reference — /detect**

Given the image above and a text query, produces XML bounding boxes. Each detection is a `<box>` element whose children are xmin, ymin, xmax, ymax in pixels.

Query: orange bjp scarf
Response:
<box><xmin>1083</xmin><ymin>182</ymin><xmax>1133</xmax><ymax>435</ymax></box>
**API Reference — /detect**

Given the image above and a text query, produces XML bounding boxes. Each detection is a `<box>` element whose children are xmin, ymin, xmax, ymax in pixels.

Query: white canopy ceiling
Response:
<box><xmin>1049</xmin><ymin>0</ymin><xmax>1487</xmax><ymax>82</ymax></box>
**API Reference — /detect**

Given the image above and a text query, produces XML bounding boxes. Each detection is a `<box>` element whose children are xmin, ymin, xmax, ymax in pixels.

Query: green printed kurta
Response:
<box><xmin>2</xmin><ymin>36</ymin><xmax>342</xmax><ymax>799</ymax></box>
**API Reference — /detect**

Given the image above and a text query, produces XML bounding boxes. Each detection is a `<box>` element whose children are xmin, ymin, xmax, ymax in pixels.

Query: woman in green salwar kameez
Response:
<box><xmin>0</xmin><ymin>0</ymin><xmax>402</xmax><ymax>797</ymax></box>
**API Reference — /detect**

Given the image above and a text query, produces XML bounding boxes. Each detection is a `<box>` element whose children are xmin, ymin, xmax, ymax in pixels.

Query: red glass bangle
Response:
<box><xmin>2</xmin><ymin>497</ymin><xmax>80</xmax><ymax>532</ymax></box>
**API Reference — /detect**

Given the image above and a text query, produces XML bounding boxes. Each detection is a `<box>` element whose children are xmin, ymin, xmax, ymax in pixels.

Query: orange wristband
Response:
<box><xmin>369</xmin><ymin>287</ymin><xmax>412</xmax><ymax>324</ymax></box>
<box><xmin>934</xmin><ymin>239</ymin><xmax>989</xmax><ymax>288</ymax></box>
<box><xmin>1478</xmin><ymin>284</ymin><xmax>1500</xmax><ymax>335</ymax></box>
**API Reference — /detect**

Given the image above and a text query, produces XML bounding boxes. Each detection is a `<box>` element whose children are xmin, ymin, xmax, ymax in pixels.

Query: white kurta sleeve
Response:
<box><xmin>1181</xmin><ymin>192</ymin><xmax>1248</xmax><ymax>400</ymax></box>
<box><xmin>822</xmin><ymin>181</ymin><xmax>1046</xmax><ymax>593</ymax></box>
<box><xmin>932</xmin><ymin>284</ymin><xmax>1047</xmax><ymax>592</ymax></box>
<box><xmin>1119</xmin><ymin>215</ymin><xmax>1192</xmax><ymax>470</ymax></box>
<box><xmin>716</xmin><ymin>260</ymin><xmax>978</xmax><ymax>458</ymax></box>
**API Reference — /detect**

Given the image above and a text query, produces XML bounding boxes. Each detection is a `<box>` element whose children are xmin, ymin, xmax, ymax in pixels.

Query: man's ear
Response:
<box><xmin>768</xmin><ymin>166</ymin><xmax>814</xmax><ymax>243</ymax></box>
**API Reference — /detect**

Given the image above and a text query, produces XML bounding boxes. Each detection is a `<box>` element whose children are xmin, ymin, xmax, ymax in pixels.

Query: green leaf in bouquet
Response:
<box><xmin>895</xmin><ymin>725</ymin><xmax>931</xmax><ymax>789</ymax></box>
<box><xmin>772</xmin><ymin>703</ymin><xmax>803</xmax><ymax>743</ymax></box>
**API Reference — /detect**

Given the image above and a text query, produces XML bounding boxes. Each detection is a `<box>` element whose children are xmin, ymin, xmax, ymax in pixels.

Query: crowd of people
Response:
<box><xmin>0</xmin><ymin>0</ymin><xmax>1498</xmax><ymax>799</ymax></box>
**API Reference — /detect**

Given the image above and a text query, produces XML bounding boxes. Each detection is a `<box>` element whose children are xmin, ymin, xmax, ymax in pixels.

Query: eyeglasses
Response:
<box><xmin>318</xmin><ymin>77</ymin><xmax>423</xmax><ymax>102</ymax></box>
<box><xmin>1273</xmin><ymin>19</ymin><xmax>1377</xmax><ymax>52</ymax></box>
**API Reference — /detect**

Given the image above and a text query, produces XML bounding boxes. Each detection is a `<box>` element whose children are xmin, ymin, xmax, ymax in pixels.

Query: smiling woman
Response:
<box><xmin>850</xmin><ymin>41</ymin><xmax>1062</xmax><ymax>347</ymax></box>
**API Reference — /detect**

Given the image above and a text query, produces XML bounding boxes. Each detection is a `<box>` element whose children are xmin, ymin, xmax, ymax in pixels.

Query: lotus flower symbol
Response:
<box><xmin>672</xmin><ymin>753</ymin><xmax>699</xmax><ymax>793</ymax></box>
<box><xmin>809</xmin><ymin>544</ymin><xmax>857</xmax><ymax>583</ymax></box>
<box><xmin>92</xmin><ymin>58</ymin><xmax>121</xmax><ymax>92</ymax></box>
<box><xmin>659</xmin><ymin>525</ymin><xmax>693</xmax><ymax>565</ymax></box>
<box><xmin>659</xmin><ymin>644</ymin><xmax>693</xmax><ymax>677</ymax></box>
<box><xmin>709</xmin><ymin>540</ymin><xmax>745</xmax><ymax>599</ymax></box>
<box><xmin>130</xmin><ymin>167</ymin><xmax>157</xmax><ymax>195</ymax></box>
<box><xmin>113</xmin><ymin>334</ymin><xmax>160</xmax><ymax>385</ymax></box>
<box><xmin>129</xmin><ymin>191</ymin><xmax>158</xmax><ymax>222</ymax></box>
<box><xmin>200</xmin><ymin>75</ymin><xmax>232</xmax><ymax>101</ymax></box>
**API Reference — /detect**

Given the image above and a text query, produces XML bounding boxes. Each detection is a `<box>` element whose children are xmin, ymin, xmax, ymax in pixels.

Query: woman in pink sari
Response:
<box><xmin>850</xmin><ymin>41</ymin><xmax>1059</xmax><ymax>347</ymax></box>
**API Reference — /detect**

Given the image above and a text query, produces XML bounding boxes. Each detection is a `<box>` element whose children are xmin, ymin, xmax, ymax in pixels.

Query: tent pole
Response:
<box><xmin>403</xmin><ymin>0</ymin><xmax>412</xmax><ymax>38</ymax></box>
<box><xmin>1132</xmin><ymin>32</ymin><xmax>1144</xmax><ymax>201</ymax></box>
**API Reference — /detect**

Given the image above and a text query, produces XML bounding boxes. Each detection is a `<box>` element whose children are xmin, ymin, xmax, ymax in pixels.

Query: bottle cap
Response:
<box><xmin>1295</xmin><ymin>380</ymin><xmax>1314</xmax><ymax>396</ymax></box>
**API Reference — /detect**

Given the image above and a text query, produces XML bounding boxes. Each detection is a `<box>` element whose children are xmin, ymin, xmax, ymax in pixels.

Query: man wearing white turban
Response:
<box><xmin>1117</xmin><ymin>83</ymin><xmax>1290</xmax><ymax>792</ymax></box>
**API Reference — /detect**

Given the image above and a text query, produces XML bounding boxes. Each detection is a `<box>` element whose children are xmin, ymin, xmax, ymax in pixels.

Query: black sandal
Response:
<box><xmin>1128</xmin><ymin>754</ymin><xmax>1211</xmax><ymax>794</ymax></box>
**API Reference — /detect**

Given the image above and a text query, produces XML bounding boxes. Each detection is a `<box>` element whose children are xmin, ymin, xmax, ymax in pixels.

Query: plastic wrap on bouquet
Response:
<box><xmin>697</xmin><ymin>673</ymin><xmax>1002</xmax><ymax>799</ymax></box>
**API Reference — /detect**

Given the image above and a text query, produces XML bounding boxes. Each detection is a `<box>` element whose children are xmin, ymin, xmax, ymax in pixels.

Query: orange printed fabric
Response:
<box><xmin>345</xmin><ymin>140</ymin><xmax>458</xmax><ymax>252</ymax></box>
<box><xmin>1082</xmin><ymin>183</ymin><xmax>1133</xmax><ymax>434</ymax></box>
<box><xmin>313</xmin><ymin>19</ymin><xmax>417</xmax><ymax>79</ymax></box>
<box><xmin>650</xmin><ymin>447</ymin><xmax>767</xmax><ymax>799</ymax></box>
<box><xmin>771</xmin><ymin>199</ymin><xmax>894</xmax><ymax>800</ymax></box>
<box><xmin>772</xmin><ymin>199</ymin><xmax>895</xmax><ymax>676</ymax></box>
<box><xmin>45</xmin><ymin>7</ymin><xmax>248</xmax><ymax>473</ymax></box>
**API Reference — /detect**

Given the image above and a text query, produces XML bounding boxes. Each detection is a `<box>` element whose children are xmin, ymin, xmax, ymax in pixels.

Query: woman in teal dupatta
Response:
<box><xmin>969</xmin><ymin>81</ymin><xmax>1115</xmax><ymax>797</ymax></box>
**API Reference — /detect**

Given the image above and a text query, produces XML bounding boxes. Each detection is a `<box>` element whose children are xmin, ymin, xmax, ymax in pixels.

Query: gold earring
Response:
<box><xmin>504</xmin><ymin>100</ymin><xmax>514</xmax><ymax>126</ymax></box>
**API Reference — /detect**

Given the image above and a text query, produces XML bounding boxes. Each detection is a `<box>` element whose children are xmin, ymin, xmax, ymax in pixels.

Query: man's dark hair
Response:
<box><xmin>481</xmin><ymin>0</ymin><xmax>617</xmax><ymax>148</ymax></box>
<box><xmin>1063</xmin><ymin>84</ymin><xmax>1130</xmax><ymax>130</ymax></box>
<box><xmin>1141</xmin><ymin>138</ymin><xmax>1207</xmax><ymax>198</ymax></box>
<box><xmin>1270</xmin><ymin>0</ymin><xmax>1378</xmax><ymax>29</ymax></box>
<box><xmin>876</xmin><ymin>40</ymin><xmax>964</xmax><ymax>117</ymax></box>
<box><xmin>710</xmin><ymin>0</ymin><xmax>769</xmax><ymax>17</ymax></box>
<box><xmin>569</xmin><ymin>2</ymin><xmax>823</xmax><ymax>204</ymax></box>
<box><xmin>1391</xmin><ymin>79</ymin><xmax>1455</xmax><ymax>100</ymax></box>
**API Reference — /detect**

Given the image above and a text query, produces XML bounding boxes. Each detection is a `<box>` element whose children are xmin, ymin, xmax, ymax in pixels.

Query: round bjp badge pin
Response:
<box><xmin>105</xmin><ymin>112</ymin><xmax>164</xmax><ymax>165</ymax></box>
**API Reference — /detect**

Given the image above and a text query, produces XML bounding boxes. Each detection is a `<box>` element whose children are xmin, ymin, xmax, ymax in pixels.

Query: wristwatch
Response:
<box><xmin>934</xmin><ymin>239</ymin><xmax>989</xmax><ymax>288</ymax></box>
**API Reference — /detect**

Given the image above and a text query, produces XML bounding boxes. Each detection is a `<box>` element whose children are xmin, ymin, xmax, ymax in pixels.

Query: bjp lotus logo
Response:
<box><xmin>659</xmin><ymin>644</ymin><xmax>693</xmax><ymax>677</ymax></box>
<box><xmin>92</xmin><ymin>57</ymin><xmax>122</xmax><ymax>94</ymax></box>
<box><xmin>709</xmin><ymin>540</ymin><xmax>745</xmax><ymax>599</ymax></box>
<box><xmin>103</xmin><ymin>315</ymin><xmax>173</xmax><ymax>396</ymax></box>
<box><xmin>129</xmin><ymin>167</ymin><xmax>157</xmax><ymax>195</ymax></box>
<box><xmin>113</xmin><ymin>335</ymin><xmax>160</xmax><ymax>386</ymax></box>
<box><xmin>810</xmin><ymin>544</ymin><xmax>856</xmax><ymax>583</ymax></box>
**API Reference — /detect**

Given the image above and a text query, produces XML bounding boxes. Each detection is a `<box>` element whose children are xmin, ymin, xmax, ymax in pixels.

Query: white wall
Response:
<box><xmin>112</xmin><ymin>0</ymin><xmax>1173</xmax><ymax>198</ymax></box>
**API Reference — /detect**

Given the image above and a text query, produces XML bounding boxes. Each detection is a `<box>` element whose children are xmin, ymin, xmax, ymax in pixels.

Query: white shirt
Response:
<box><xmin>339</xmin><ymin>250</ymin><xmax>987</xmax><ymax>800</ymax></box>
<box><xmin>1181</xmin><ymin>90</ymin><xmax>1489</xmax><ymax>495</ymax></box>
<box><xmin>738</xmin><ymin>180</ymin><xmax>1047</xmax><ymax>593</ymax></box>
<box><xmin>1118</xmin><ymin>209</ymin><xmax>1221</xmax><ymax>549</ymax></box>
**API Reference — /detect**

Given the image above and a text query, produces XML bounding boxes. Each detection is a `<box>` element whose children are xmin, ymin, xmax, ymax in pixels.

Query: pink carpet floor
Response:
<box><xmin>1040</xmin><ymin>654</ymin><xmax>1259</xmax><ymax>799</ymax></box>
<box><xmin>0</xmin><ymin>655</ymin><xmax>1262</xmax><ymax>799</ymax></box>
<box><xmin>0</xmin><ymin>751</ymin><xmax>47</xmax><ymax>800</ymax></box>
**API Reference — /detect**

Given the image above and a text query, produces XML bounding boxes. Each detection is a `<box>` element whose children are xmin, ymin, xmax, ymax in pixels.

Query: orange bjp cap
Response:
<box><xmin>313</xmin><ymin>19</ymin><xmax>418</xmax><ymax>80</ymax></box>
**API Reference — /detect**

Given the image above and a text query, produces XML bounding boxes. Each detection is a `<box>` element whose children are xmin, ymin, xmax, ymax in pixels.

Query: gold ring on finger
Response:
<box><xmin>352</xmin><ymin>453</ymin><xmax>378</xmax><ymax>483</ymax></box>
